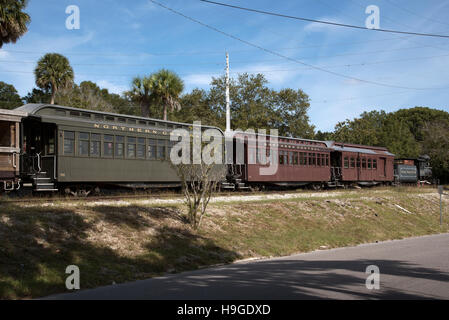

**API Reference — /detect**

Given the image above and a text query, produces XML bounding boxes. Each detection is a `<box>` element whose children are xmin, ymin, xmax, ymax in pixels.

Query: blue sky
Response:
<box><xmin>1</xmin><ymin>0</ymin><xmax>449</xmax><ymax>131</ymax></box>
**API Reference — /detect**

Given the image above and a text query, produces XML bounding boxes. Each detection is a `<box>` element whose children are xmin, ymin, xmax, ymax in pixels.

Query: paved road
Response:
<box><xmin>46</xmin><ymin>233</ymin><xmax>449</xmax><ymax>299</ymax></box>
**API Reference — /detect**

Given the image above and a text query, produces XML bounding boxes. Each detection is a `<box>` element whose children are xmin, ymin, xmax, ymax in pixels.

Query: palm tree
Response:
<box><xmin>0</xmin><ymin>0</ymin><xmax>31</xmax><ymax>48</ymax></box>
<box><xmin>34</xmin><ymin>53</ymin><xmax>74</xmax><ymax>104</ymax></box>
<box><xmin>148</xmin><ymin>69</ymin><xmax>184</xmax><ymax>121</ymax></box>
<box><xmin>126</xmin><ymin>76</ymin><xmax>152</xmax><ymax>117</ymax></box>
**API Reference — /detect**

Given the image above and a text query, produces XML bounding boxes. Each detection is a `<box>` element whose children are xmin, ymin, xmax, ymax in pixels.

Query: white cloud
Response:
<box><xmin>96</xmin><ymin>80</ymin><xmax>128</xmax><ymax>95</ymax></box>
<box><xmin>183</xmin><ymin>73</ymin><xmax>213</xmax><ymax>87</ymax></box>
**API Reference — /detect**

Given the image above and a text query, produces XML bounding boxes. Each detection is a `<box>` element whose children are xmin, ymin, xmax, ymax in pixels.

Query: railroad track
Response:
<box><xmin>0</xmin><ymin>189</ymin><xmax>327</xmax><ymax>205</ymax></box>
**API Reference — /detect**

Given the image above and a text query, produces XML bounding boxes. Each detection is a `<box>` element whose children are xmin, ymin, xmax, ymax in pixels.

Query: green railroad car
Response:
<box><xmin>5</xmin><ymin>104</ymin><xmax>225</xmax><ymax>195</ymax></box>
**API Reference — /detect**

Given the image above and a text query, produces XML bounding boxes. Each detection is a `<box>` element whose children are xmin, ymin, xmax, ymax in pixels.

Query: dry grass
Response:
<box><xmin>0</xmin><ymin>186</ymin><xmax>448</xmax><ymax>299</ymax></box>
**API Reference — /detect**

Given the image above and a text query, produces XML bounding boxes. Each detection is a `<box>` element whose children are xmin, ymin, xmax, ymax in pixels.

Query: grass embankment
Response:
<box><xmin>0</xmin><ymin>187</ymin><xmax>448</xmax><ymax>299</ymax></box>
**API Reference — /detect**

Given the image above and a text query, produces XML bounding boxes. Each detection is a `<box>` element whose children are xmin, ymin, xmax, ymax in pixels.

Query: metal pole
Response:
<box><xmin>438</xmin><ymin>185</ymin><xmax>443</xmax><ymax>225</ymax></box>
<box><xmin>225</xmin><ymin>52</ymin><xmax>231</xmax><ymax>133</ymax></box>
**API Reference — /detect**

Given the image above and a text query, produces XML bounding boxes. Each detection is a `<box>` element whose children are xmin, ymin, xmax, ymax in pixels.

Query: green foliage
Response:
<box><xmin>0</xmin><ymin>81</ymin><xmax>22</xmax><ymax>109</ymax></box>
<box><xmin>22</xmin><ymin>88</ymin><xmax>51</xmax><ymax>104</ymax></box>
<box><xmin>54</xmin><ymin>81</ymin><xmax>137</xmax><ymax>114</ymax></box>
<box><xmin>148</xmin><ymin>69</ymin><xmax>184</xmax><ymax>121</ymax></box>
<box><xmin>421</xmin><ymin>121</ymin><xmax>449</xmax><ymax>183</ymax></box>
<box><xmin>0</xmin><ymin>0</ymin><xmax>30</xmax><ymax>48</ymax></box>
<box><xmin>197</xmin><ymin>73</ymin><xmax>315</xmax><ymax>137</ymax></box>
<box><xmin>34</xmin><ymin>53</ymin><xmax>74</xmax><ymax>104</ymax></box>
<box><xmin>331</xmin><ymin>107</ymin><xmax>449</xmax><ymax>182</ymax></box>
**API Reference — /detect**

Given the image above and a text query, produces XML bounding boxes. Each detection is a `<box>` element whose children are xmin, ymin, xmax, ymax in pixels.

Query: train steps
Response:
<box><xmin>31</xmin><ymin>172</ymin><xmax>58</xmax><ymax>192</ymax></box>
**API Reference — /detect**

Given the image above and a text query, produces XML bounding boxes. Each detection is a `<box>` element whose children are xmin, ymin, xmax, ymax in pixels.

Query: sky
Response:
<box><xmin>1</xmin><ymin>0</ymin><xmax>449</xmax><ymax>132</ymax></box>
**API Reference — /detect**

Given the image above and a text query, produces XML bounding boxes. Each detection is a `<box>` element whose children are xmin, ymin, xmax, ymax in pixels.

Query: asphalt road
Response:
<box><xmin>46</xmin><ymin>233</ymin><xmax>449</xmax><ymax>300</ymax></box>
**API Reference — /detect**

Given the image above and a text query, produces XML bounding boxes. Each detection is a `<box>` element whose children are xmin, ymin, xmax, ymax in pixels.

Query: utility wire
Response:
<box><xmin>2</xmin><ymin>44</ymin><xmax>446</xmax><ymax>67</ymax></box>
<box><xmin>149</xmin><ymin>0</ymin><xmax>447</xmax><ymax>90</ymax></box>
<box><xmin>0</xmin><ymin>35</ymin><xmax>424</xmax><ymax>57</ymax></box>
<box><xmin>2</xmin><ymin>51</ymin><xmax>449</xmax><ymax>77</ymax></box>
<box><xmin>199</xmin><ymin>0</ymin><xmax>449</xmax><ymax>39</ymax></box>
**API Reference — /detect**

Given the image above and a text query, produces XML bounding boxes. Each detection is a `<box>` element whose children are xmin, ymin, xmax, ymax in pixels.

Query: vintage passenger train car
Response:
<box><xmin>0</xmin><ymin>103</ymin><xmax>398</xmax><ymax>194</ymax></box>
<box><xmin>225</xmin><ymin>132</ymin><xmax>395</xmax><ymax>190</ymax></box>
<box><xmin>0</xmin><ymin>104</ymin><xmax>223</xmax><ymax>195</ymax></box>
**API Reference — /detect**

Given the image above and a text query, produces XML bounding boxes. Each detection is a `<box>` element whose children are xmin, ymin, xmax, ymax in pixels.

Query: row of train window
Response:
<box><xmin>63</xmin><ymin>131</ymin><xmax>175</xmax><ymax>160</ymax></box>
<box><xmin>343</xmin><ymin>157</ymin><xmax>377</xmax><ymax>170</ymax></box>
<box><xmin>279</xmin><ymin>151</ymin><xmax>329</xmax><ymax>166</ymax></box>
<box><xmin>249</xmin><ymin>150</ymin><xmax>330</xmax><ymax>167</ymax></box>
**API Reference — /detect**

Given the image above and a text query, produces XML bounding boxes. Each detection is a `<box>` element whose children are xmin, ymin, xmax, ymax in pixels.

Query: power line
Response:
<box><xmin>2</xmin><ymin>44</ymin><xmax>446</xmax><ymax>67</ymax></box>
<box><xmin>0</xmin><ymin>35</ymin><xmax>426</xmax><ymax>57</ymax></box>
<box><xmin>199</xmin><ymin>0</ymin><xmax>449</xmax><ymax>39</ymax></box>
<box><xmin>2</xmin><ymin>50</ymin><xmax>449</xmax><ymax>73</ymax></box>
<box><xmin>149</xmin><ymin>0</ymin><xmax>448</xmax><ymax>90</ymax></box>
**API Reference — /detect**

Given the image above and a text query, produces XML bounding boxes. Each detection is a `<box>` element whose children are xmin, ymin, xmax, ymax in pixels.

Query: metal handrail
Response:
<box><xmin>12</xmin><ymin>152</ymin><xmax>16</xmax><ymax>168</ymax></box>
<box><xmin>36</xmin><ymin>152</ymin><xmax>41</xmax><ymax>172</ymax></box>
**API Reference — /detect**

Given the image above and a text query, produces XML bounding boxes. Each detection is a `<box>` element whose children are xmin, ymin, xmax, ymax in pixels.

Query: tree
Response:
<box><xmin>421</xmin><ymin>121</ymin><xmax>449</xmax><ymax>183</ymax></box>
<box><xmin>34</xmin><ymin>53</ymin><xmax>74</xmax><ymax>104</ymax></box>
<box><xmin>125</xmin><ymin>76</ymin><xmax>152</xmax><ymax>117</ymax></box>
<box><xmin>148</xmin><ymin>69</ymin><xmax>184</xmax><ymax>121</ymax></box>
<box><xmin>22</xmin><ymin>88</ymin><xmax>51</xmax><ymax>104</ymax></box>
<box><xmin>170</xmin><ymin>129</ymin><xmax>226</xmax><ymax>230</ymax></box>
<box><xmin>275</xmin><ymin>88</ymin><xmax>315</xmax><ymax>138</ymax></box>
<box><xmin>0</xmin><ymin>0</ymin><xmax>30</xmax><ymax>48</ymax></box>
<box><xmin>332</xmin><ymin>110</ymin><xmax>420</xmax><ymax>158</ymax></box>
<box><xmin>0</xmin><ymin>81</ymin><xmax>22</xmax><ymax>109</ymax></box>
<box><xmin>172</xmin><ymin>89</ymin><xmax>220</xmax><ymax>127</ymax></box>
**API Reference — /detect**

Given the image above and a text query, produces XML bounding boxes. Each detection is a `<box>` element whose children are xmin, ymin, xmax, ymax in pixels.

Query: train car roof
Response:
<box><xmin>326</xmin><ymin>141</ymin><xmax>394</xmax><ymax>156</ymax></box>
<box><xmin>14</xmin><ymin>103</ymin><xmax>223</xmax><ymax>132</ymax></box>
<box><xmin>232</xmin><ymin>130</ymin><xmax>394</xmax><ymax>156</ymax></box>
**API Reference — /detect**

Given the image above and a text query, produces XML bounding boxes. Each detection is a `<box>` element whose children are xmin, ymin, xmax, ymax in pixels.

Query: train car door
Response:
<box><xmin>22</xmin><ymin>119</ymin><xmax>57</xmax><ymax>179</ymax></box>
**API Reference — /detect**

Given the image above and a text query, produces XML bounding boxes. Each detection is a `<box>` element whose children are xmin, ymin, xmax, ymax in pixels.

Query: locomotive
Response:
<box><xmin>0</xmin><ymin>103</ymin><xmax>405</xmax><ymax>194</ymax></box>
<box><xmin>394</xmin><ymin>156</ymin><xmax>433</xmax><ymax>184</ymax></box>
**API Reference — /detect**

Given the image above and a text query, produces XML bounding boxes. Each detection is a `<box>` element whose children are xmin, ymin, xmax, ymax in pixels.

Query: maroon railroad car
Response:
<box><xmin>326</xmin><ymin>142</ymin><xmax>395</xmax><ymax>186</ymax></box>
<box><xmin>226</xmin><ymin>132</ymin><xmax>394</xmax><ymax>190</ymax></box>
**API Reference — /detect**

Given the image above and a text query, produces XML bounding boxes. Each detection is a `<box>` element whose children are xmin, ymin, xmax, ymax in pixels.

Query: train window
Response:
<box><xmin>350</xmin><ymin>157</ymin><xmax>356</xmax><ymax>168</ymax></box>
<box><xmin>115</xmin><ymin>136</ymin><xmax>124</xmax><ymax>157</ymax></box>
<box><xmin>94</xmin><ymin>114</ymin><xmax>103</xmax><ymax>120</ymax></box>
<box><xmin>288</xmin><ymin>152</ymin><xmax>294</xmax><ymax>165</ymax></box>
<box><xmin>325</xmin><ymin>154</ymin><xmax>329</xmax><ymax>167</ymax></box>
<box><xmin>148</xmin><ymin>139</ymin><xmax>157</xmax><ymax>159</ymax></box>
<box><xmin>128</xmin><ymin>119</ymin><xmax>136</xmax><ymax>124</ymax></box>
<box><xmin>299</xmin><ymin>152</ymin><xmax>306</xmax><ymax>165</ymax></box>
<box><xmin>278</xmin><ymin>151</ymin><xmax>283</xmax><ymax>165</ymax></box>
<box><xmin>70</xmin><ymin>111</ymin><xmax>80</xmax><ymax>117</ymax></box>
<box><xmin>104</xmin><ymin>135</ymin><xmax>114</xmax><ymax>157</ymax></box>
<box><xmin>157</xmin><ymin>140</ymin><xmax>166</xmax><ymax>160</ymax></box>
<box><xmin>82</xmin><ymin>113</ymin><xmax>91</xmax><ymax>119</ymax></box>
<box><xmin>310</xmin><ymin>153</ymin><xmax>316</xmax><ymax>166</ymax></box>
<box><xmin>64</xmin><ymin>131</ymin><xmax>75</xmax><ymax>155</ymax></box>
<box><xmin>357</xmin><ymin>158</ymin><xmax>361</xmax><ymax>168</ymax></box>
<box><xmin>0</xmin><ymin>122</ymin><xmax>12</xmax><ymax>147</ymax></box>
<box><xmin>79</xmin><ymin>132</ymin><xmax>90</xmax><ymax>156</ymax></box>
<box><xmin>90</xmin><ymin>134</ymin><xmax>101</xmax><ymax>157</ymax></box>
<box><xmin>127</xmin><ymin>137</ymin><xmax>136</xmax><ymax>158</ymax></box>
<box><xmin>293</xmin><ymin>152</ymin><xmax>298</xmax><ymax>165</ymax></box>
<box><xmin>317</xmin><ymin>154</ymin><xmax>321</xmax><ymax>166</ymax></box>
<box><xmin>118</xmin><ymin>118</ymin><xmax>126</xmax><ymax>123</ymax></box>
<box><xmin>373</xmin><ymin>159</ymin><xmax>377</xmax><ymax>169</ymax></box>
<box><xmin>139</xmin><ymin>121</ymin><xmax>147</xmax><ymax>126</ymax></box>
<box><xmin>106</xmin><ymin>116</ymin><xmax>115</xmax><ymax>121</ymax></box>
<box><xmin>137</xmin><ymin>137</ymin><xmax>145</xmax><ymax>158</ymax></box>
<box><xmin>368</xmin><ymin>159</ymin><xmax>372</xmax><ymax>169</ymax></box>
<box><xmin>362</xmin><ymin>158</ymin><xmax>367</xmax><ymax>169</ymax></box>
<box><xmin>344</xmin><ymin>157</ymin><xmax>349</xmax><ymax>169</ymax></box>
